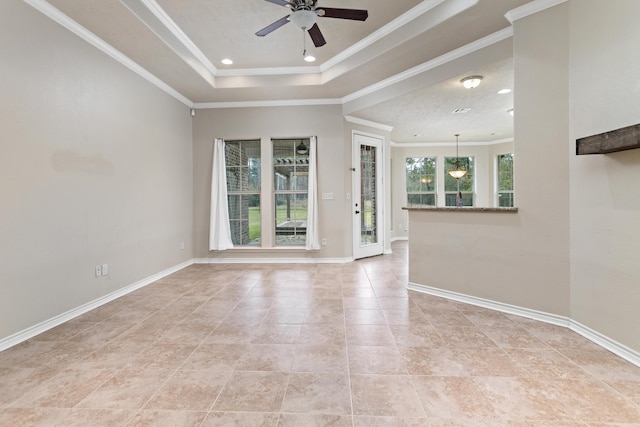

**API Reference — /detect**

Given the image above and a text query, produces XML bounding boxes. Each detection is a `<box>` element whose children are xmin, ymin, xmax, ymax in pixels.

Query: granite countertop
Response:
<box><xmin>402</xmin><ymin>207</ymin><xmax>518</xmax><ymax>213</ymax></box>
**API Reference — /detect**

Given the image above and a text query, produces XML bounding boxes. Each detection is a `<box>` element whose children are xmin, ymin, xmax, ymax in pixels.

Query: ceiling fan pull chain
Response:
<box><xmin>302</xmin><ymin>27</ymin><xmax>306</xmax><ymax>57</ymax></box>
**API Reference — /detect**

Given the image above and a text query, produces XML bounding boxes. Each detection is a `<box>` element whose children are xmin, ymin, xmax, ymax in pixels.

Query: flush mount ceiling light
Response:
<box><xmin>460</xmin><ymin>75</ymin><xmax>483</xmax><ymax>89</ymax></box>
<box><xmin>304</xmin><ymin>54</ymin><xmax>316</xmax><ymax>62</ymax></box>
<box><xmin>448</xmin><ymin>134</ymin><xmax>468</xmax><ymax>179</ymax></box>
<box><xmin>507</xmin><ymin>108</ymin><xmax>514</xmax><ymax>116</ymax></box>
<box><xmin>221</xmin><ymin>58</ymin><xmax>233</xmax><ymax>65</ymax></box>
<box><xmin>498</xmin><ymin>88</ymin><xmax>511</xmax><ymax>94</ymax></box>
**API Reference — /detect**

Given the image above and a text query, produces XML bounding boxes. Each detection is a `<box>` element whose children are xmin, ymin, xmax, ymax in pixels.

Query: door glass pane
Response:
<box><xmin>360</xmin><ymin>145</ymin><xmax>377</xmax><ymax>245</ymax></box>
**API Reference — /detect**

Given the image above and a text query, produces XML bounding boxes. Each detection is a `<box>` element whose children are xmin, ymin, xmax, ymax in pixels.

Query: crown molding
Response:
<box><xmin>505</xmin><ymin>0</ymin><xmax>568</xmax><ymax>24</ymax></box>
<box><xmin>121</xmin><ymin>0</ymin><xmax>218</xmax><ymax>87</ymax></box>
<box><xmin>319</xmin><ymin>0</ymin><xmax>449</xmax><ymax>73</ymax></box>
<box><xmin>216</xmin><ymin>66</ymin><xmax>321</xmax><ymax>77</ymax></box>
<box><xmin>194</xmin><ymin>98</ymin><xmax>342</xmax><ymax>109</ymax></box>
<box><xmin>344</xmin><ymin>116</ymin><xmax>394</xmax><ymax>132</ymax></box>
<box><xmin>26</xmin><ymin>0</ymin><xmax>510</xmax><ymax>110</ymax></box>
<box><xmin>195</xmin><ymin>26</ymin><xmax>513</xmax><ymax>110</ymax></box>
<box><xmin>24</xmin><ymin>0</ymin><xmax>193</xmax><ymax>107</ymax></box>
<box><xmin>390</xmin><ymin>137</ymin><xmax>514</xmax><ymax>147</ymax></box>
<box><xmin>342</xmin><ymin>27</ymin><xmax>513</xmax><ymax>104</ymax></box>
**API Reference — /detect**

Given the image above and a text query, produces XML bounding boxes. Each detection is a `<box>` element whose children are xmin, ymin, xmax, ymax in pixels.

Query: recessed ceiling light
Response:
<box><xmin>304</xmin><ymin>55</ymin><xmax>316</xmax><ymax>62</ymax></box>
<box><xmin>498</xmin><ymin>88</ymin><xmax>511</xmax><ymax>94</ymax></box>
<box><xmin>221</xmin><ymin>58</ymin><xmax>233</xmax><ymax>65</ymax></box>
<box><xmin>452</xmin><ymin>108</ymin><xmax>471</xmax><ymax>114</ymax></box>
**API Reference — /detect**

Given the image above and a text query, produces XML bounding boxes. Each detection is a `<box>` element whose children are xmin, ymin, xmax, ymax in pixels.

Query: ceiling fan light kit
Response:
<box><xmin>289</xmin><ymin>9</ymin><xmax>317</xmax><ymax>29</ymax></box>
<box><xmin>256</xmin><ymin>0</ymin><xmax>368</xmax><ymax>57</ymax></box>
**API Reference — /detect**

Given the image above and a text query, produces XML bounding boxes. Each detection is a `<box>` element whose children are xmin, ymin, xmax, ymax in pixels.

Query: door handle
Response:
<box><xmin>355</xmin><ymin>210</ymin><xmax>360</xmax><ymax>214</ymax></box>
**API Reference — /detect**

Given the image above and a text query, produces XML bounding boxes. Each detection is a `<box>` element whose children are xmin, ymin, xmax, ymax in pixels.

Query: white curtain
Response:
<box><xmin>209</xmin><ymin>138</ymin><xmax>234</xmax><ymax>251</ymax></box>
<box><xmin>306</xmin><ymin>136</ymin><xmax>320</xmax><ymax>250</ymax></box>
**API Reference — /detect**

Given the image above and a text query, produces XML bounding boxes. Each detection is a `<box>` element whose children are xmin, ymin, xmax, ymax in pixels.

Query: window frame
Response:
<box><xmin>444</xmin><ymin>156</ymin><xmax>475</xmax><ymax>207</ymax></box>
<box><xmin>272</xmin><ymin>138</ymin><xmax>311</xmax><ymax>247</ymax></box>
<box><xmin>405</xmin><ymin>157</ymin><xmax>437</xmax><ymax>207</ymax></box>
<box><xmin>496</xmin><ymin>152</ymin><xmax>514</xmax><ymax>207</ymax></box>
<box><xmin>225</xmin><ymin>139</ymin><xmax>262</xmax><ymax>247</ymax></box>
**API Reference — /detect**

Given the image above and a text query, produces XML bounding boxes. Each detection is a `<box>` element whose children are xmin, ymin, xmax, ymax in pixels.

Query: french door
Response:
<box><xmin>352</xmin><ymin>132</ymin><xmax>384</xmax><ymax>259</ymax></box>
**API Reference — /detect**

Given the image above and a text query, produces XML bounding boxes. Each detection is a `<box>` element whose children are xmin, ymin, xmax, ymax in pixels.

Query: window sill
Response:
<box><xmin>212</xmin><ymin>246</ymin><xmax>317</xmax><ymax>253</ymax></box>
<box><xmin>402</xmin><ymin>206</ymin><xmax>518</xmax><ymax>213</ymax></box>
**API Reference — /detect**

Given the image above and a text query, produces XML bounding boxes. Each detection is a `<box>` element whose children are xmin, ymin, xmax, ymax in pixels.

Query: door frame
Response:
<box><xmin>352</xmin><ymin>130</ymin><xmax>385</xmax><ymax>260</ymax></box>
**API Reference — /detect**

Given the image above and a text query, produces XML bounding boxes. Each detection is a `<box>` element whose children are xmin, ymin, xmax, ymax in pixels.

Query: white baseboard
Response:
<box><xmin>0</xmin><ymin>260</ymin><xmax>193</xmax><ymax>352</ymax></box>
<box><xmin>408</xmin><ymin>282</ymin><xmax>640</xmax><ymax>368</ymax></box>
<box><xmin>569</xmin><ymin>320</ymin><xmax>640</xmax><ymax>368</ymax></box>
<box><xmin>194</xmin><ymin>257</ymin><xmax>353</xmax><ymax>264</ymax></box>
<box><xmin>391</xmin><ymin>236</ymin><xmax>409</xmax><ymax>242</ymax></box>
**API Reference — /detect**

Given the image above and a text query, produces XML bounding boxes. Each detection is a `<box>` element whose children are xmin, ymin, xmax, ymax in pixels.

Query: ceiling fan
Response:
<box><xmin>256</xmin><ymin>0</ymin><xmax>369</xmax><ymax>48</ymax></box>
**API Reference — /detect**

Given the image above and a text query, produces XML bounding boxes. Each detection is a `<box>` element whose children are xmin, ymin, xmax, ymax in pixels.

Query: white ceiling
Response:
<box><xmin>35</xmin><ymin>0</ymin><xmax>534</xmax><ymax>143</ymax></box>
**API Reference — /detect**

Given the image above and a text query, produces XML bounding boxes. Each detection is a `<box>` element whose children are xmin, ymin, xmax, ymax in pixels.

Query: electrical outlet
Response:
<box><xmin>95</xmin><ymin>265</ymin><xmax>102</xmax><ymax>277</ymax></box>
<box><xmin>321</xmin><ymin>238</ymin><xmax>327</xmax><ymax>246</ymax></box>
<box><xmin>180</xmin><ymin>241</ymin><xmax>185</xmax><ymax>250</ymax></box>
<box><xmin>101</xmin><ymin>264</ymin><xmax>108</xmax><ymax>276</ymax></box>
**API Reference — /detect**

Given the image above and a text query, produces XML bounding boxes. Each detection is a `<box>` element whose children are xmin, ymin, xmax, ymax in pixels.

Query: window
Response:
<box><xmin>406</xmin><ymin>157</ymin><xmax>436</xmax><ymax>207</ymax></box>
<box><xmin>273</xmin><ymin>138</ymin><xmax>310</xmax><ymax>246</ymax></box>
<box><xmin>225</xmin><ymin>140</ymin><xmax>261</xmax><ymax>246</ymax></box>
<box><xmin>497</xmin><ymin>153</ymin><xmax>514</xmax><ymax>207</ymax></box>
<box><xmin>444</xmin><ymin>157</ymin><xmax>474</xmax><ymax>206</ymax></box>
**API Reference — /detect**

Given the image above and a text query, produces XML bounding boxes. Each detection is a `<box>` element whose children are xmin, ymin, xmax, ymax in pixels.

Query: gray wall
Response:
<box><xmin>407</xmin><ymin>0</ymin><xmax>640</xmax><ymax>355</ymax></box>
<box><xmin>390</xmin><ymin>141</ymin><xmax>514</xmax><ymax>240</ymax></box>
<box><xmin>407</xmin><ymin>3</ymin><xmax>572</xmax><ymax>318</ymax></box>
<box><xmin>192</xmin><ymin>105</ymin><xmax>349</xmax><ymax>260</ymax></box>
<box><xmin>569</xmin><ymin>0</ymin><xmax>640</xmax><ymax>351</ymax></box>
<box><xmin>3</xmin><ymin>0</ymin><xmax>639</xmax><ymax>357</ymax></box>
<box><xmin>0</xmin><ymin>1</ymin><xmax>194</xmax><ymax>340</ymax></box>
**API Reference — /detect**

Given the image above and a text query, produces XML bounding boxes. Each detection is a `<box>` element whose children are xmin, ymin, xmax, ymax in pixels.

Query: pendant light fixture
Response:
<box><xmin>448</xmin><ymin>134</ymin><xmax>467</xmax><ymax>179</ymax></box>
<box><xmin>296</xmin><ymin>141</ymin><xmax>308</xmax><ymax>155</ymax></box>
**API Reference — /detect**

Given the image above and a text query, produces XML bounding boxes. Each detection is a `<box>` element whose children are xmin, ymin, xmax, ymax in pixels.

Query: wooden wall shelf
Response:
<box><xmin>576</xmin><ymin>123</ymin><xmax>640</xmax><ymax>155</ymax></box>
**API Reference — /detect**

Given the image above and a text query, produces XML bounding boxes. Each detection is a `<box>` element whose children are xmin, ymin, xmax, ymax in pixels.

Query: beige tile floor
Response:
<box><xmin>1</xmin><ymin>241</ymin><xmax>640</xmax><ymax>426</ymax></box>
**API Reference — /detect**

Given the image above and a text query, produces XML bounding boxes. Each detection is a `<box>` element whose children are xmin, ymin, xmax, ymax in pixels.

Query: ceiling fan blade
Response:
<box><xmin>317</xmin><ymin>7</ymin><xmax>368</xmax><ymax>21</ymax></box>
<box><xmin>263</xmin><ymin>0</ymin><xmax>293</xmax><ymax>7</ymax></box>
<box><xmin>308</xmin><ymin>23</ymin><xmax>326</xmax><ymax>47</ymax></box>
<box><xmin>256</xmin><ymin>15</ymin><xmax>290</xmax><ymax>37</ymax></box>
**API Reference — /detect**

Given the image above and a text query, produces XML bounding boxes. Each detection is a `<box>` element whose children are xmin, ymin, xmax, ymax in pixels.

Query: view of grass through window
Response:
<box><xmin>225</xmin><ymin>140</ymin><xmax>261</xmax><ymax>246</ymax></box>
